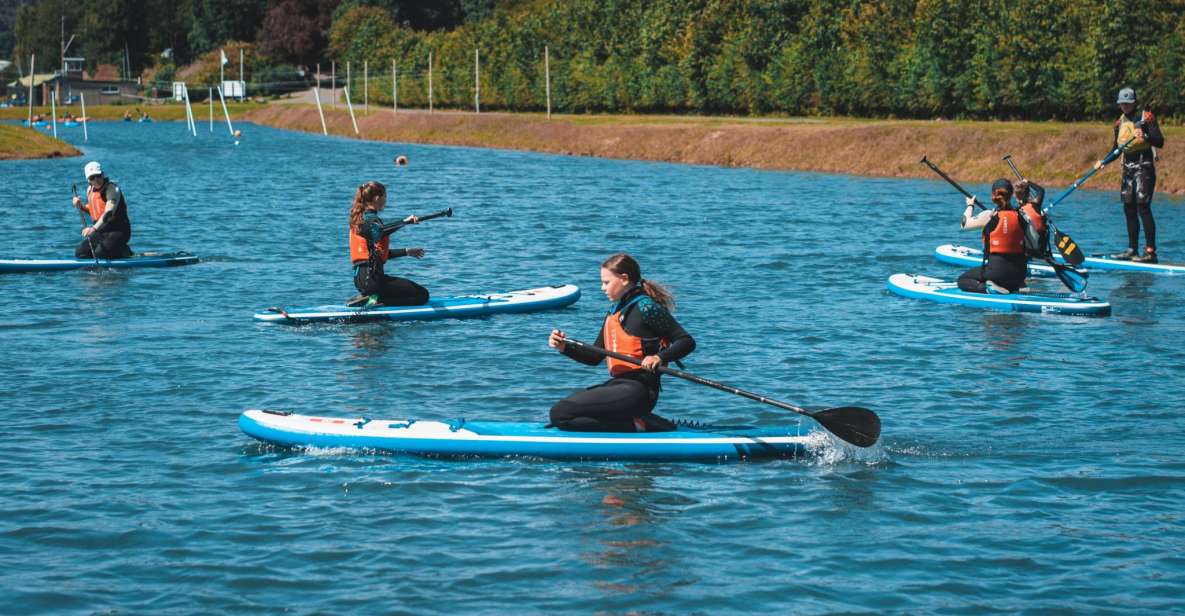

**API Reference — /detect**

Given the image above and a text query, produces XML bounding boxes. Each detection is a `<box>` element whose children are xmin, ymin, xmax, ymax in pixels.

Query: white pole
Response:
<box><xmin>332</xmin><ymin>61</ymin><xmax>336</xmax><ymax>109</ymax></box>
<box><xmin>50</xmin><ymin>86</ymin><xmax>58</xmax><ymax>138</ymax></box>
<box><xmin>474</xmin><ymin>48</ymin><xmax>479</xmax><ymax>114</ymax></box>
<box><xmin>364</xmin><ymin>60</ymin><xmax>368</xmax><ymax>114</ymax></box>
<box><xmin>344</xmin><ymin>88</ymin><xmax>359</xmax><ymax>135</ymax></box>
<box><xmin>79</xmin><ymin>92</ymin><xmax>88</xmax><ymax>141</ymax></box>
<box><xmin>183</xmin><ymin>84</ymin><xmax>197</xmax><ymax>136</ymax></box>
<box><xmin>346</xmin><ymin>61</ymin><xmax>351</xmax><ymax>106</ymax></box>
<box><xmin>313</xmin><ymin>86</ymin><xmax>328</xmax><ymax>135</ymax></box>
<box><xmin>209</xmin><ymin>87</ymin><xmax>214</xmax><ymax>131</ymax></box>
<box><xmin>392</xmin><ymin>59</ymin><xmax>397</xmax><ymax>113</ymax></box>
<box><xmin>428</xmin><ymin>52</ymin><xmax>433</xmax><ymax>113</ymax></box>
<box><xmin>27</xmin><ymin>54</ymin><xmax>35</xmax><ymax>125</ymax></box>
<box><xmin>239</xmin><ymin>48</ymin><xmax>245</xmax><ymax>102</ymax></box>
<box><xmin>545</xmin><ymin>45</ymin><xmax>551</xmax><ymax>120</ymax></box>
<box><xmin>220</xmin><ymin>51</ymin><xmax>224</xmax><ymax>92</ymax></box>
<box><xmin>217</xmin><ymin>85</ymin><xmax>235</xmax><ymax>139</ymax></box>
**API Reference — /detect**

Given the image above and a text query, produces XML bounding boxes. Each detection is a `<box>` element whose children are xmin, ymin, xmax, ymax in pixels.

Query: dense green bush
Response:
<box><xmin>328</xmin><ymin>0</ymin><xmax>1185</xmax><ymax>120</ymax></box>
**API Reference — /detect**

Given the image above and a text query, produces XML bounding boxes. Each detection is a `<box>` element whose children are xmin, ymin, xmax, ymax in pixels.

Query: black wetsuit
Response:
<box><xmin>353</xmin><ymin>211</ymin><xmax>429</xmax><ymax>306</ymax></box>
<box><xmin>76</xmin><ymin>180</ymin><xmax>132</xmax><ymax>259</ymax></box>
<box><xmin>1113</xmin><ymin>110</ymin><xmax>1165</xmax><ymax>251</ymax></box>
<box><xmin>551</xmin><ymin>286</ymin><xmax>695</xmax><ymax>432</ymax></box>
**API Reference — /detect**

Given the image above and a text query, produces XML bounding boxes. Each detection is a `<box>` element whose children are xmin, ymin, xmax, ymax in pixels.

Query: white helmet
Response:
<box><xmin>84</xmin><ymin>161</ymin><xmax>103</xmax><ymax>179</ymax></box>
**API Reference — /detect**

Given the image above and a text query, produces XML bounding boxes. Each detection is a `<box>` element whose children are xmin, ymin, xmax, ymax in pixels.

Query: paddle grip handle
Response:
<box><xmin>921</xmin><ymin>157</ymin><xmax>984</xmax><ymax>211</ymax></box>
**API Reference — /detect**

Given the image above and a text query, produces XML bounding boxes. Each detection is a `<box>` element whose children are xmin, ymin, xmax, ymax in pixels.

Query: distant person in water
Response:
<box><xmin>72</xmin><ymin>161</ymin><xmax>133</xmax><ymax>259</ymax></box>
<box><xmin>957</xmin><ymin>179</ymin><xmax>1037</xmax><ymax>294</ymax></box>
<box><xmin>123</xmin><ymin>110</ymin><xmax>133</xmax><ymax>121</ymax></box>
<box><xmin>347</xmin><ymin>181</ymin><xmax>429</xmax><ymax>307</ymax></box>
<box><xmin>547</xmin><ymin>253</ymin><xmax>695</xmax><ymax>432</ymax></box>
<box><xmin>1095</xmin><ymin>87</ymin><xmax>1165</xmax><ymax>263</ymax></box>
<box><xmin>394</xmin><ymin>155</ymin><xmax>408</xmax><ymax>167</ymax></box>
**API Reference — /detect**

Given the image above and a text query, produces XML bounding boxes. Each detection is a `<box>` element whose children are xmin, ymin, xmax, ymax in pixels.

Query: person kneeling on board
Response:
<box><xmin>957</xmin><ymin>178</ymin><xmax>1045</xmax><ymax>294</ymax></box>
<box><xmin>72</xmin><ymin>161</ymin><xmax>133</xmax><ymax>259</ymax></box>
<box><xmin>348</xmin><ymin>180</ymin><xmax>429</xmax><ymax>307</ymax></box>
<box><xmin>547</xmin><ymin>253</ymin><xmax>695</xmax><ymax>432</ymax></box>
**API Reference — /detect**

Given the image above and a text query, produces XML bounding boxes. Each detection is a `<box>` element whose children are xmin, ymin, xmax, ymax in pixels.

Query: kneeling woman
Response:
<box><xmin>957</xmin><ymin>179</ymin><xmax>1031</xmax><ymax>294</ymax></box>
<box><xmin>348</xmin><ymin>181</ymin><xmax>429</xmax><ymax>306</ymax></box>
<box><xmin>548</xmin><ymin>253</ymin><xmax>695</xmax><ymax>432</ymax></box>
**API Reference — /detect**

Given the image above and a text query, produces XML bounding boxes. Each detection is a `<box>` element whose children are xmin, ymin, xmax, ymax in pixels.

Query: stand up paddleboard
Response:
<box><xmin>0</xmin><ymin>252</ymin><xmax>199</xmax><ymax>273</ymax></box>
<box><xmin>239</xmin><ymin>409</ymin><xmax>812</xmax><ymax>461</ymax></box>
<box><xmin>254</xmin><ymin>284</ymin><xmax>580</xmax><ymax>324</ymax></box>
<box><xmin>887</xmin><ymin>273</ymin><xmax>1110</xmax><ymax>316</ymax></box>
<box><xmin>936</xmin><ymin>243</ymin><xmax>1184</xmax><ymax>276</ymax></box>
<box><xmin>933</xmin><ymin>244</ymin><xmax>1074</xmax><ymax>277</ymax></box>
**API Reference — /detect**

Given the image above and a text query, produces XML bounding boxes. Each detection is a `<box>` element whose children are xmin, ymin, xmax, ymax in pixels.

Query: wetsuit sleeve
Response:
<box><xmin>388</xmin><ymin>248</ymin><xmax>409</xmax><ymax>258</ymax></box>
<box><xmin>1143</xmin><ymin>113</ymin><xmax>1165</xmax><ymax>148</ymax></box>
<box><xmin>380</xmin><ymin>221</ymin><xmax>406</xmax><ymax>238</ymax></box>
<box><xmin>1028</xmin><ymin>182</ymin><xmax>1045</xmax><ymax>209</ymax></box>
<box><xmin>639</xmin><ymin>301</ymin><xmax>695</xmax><ymax>363</ymax></box>
<box><xmin>92</xmin><ymin>183</ymin><xmax>121</xmax><ymax>230</ymax></box>
<box><xmin>961</xmin><ymin>209</ymin><xmax>993</xmax><ymax>230</ymax></box>
<box><xmin>561</xmin><ymin>329</ymin><xmax>607</xmax><ymax>366</ymax></box>
<box><xmin>1111</xmin><ymin>122</ymin><xmax>1119</xmax><ymax>151</ymax></box>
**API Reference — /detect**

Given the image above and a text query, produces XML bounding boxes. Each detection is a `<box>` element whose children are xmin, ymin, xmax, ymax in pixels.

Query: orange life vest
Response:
<box><xmin>349</xmin><ymin>226</ymin><xmax>389</xmax><ymax>264</ymax></box>
<box><xmin>985</xmin><ymin>209</ymin><xmax>1025</xmax><ymax>255</ymax></box>
<box><xmin>86</xmin><ymin>186</ymin><xmax>106</xmax><ymax>223</ymax></box>
<box><xmin>603</xmin><ymin>295</ymin><xmax>660</xmax><ymax>377</ymax></box>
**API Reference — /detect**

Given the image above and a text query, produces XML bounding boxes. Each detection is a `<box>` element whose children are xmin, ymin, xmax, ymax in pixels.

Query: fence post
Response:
<box><xmin>364</xmin><ymin>60</ymin><xmax>368</xmax><ymax>114</ymax></box>
<box><xmin>545</xmin><ymin>45</ymin><xmax>551</xmax><ymax>119</ymax></box>
<box><xmin>428</xmin><ymin>51</ymin><xmax>433</xmax><ymax>113</ymax></box>
<box><xmin>392</xmin><ymin>59</ymin><xmax>397</xmax><ymax>114</ymax></box>
<box><xmin>27</xmin><ymin>54</ymin><xmax>34</xmax><ymax>125</ymax></box>
<box><xmin>475</xmin><ymin>48</ymin><xmax>480</xmax><ymax>114</ymax></box>
<box><xmin>332</xmin><ymin>61</ymin><xmax>336</xmax><ymax>108</ymax></box>
<box><xmin>209</xmin><ymin>87</ymin><xmax>214</xmax><ymax>131</ymax></box>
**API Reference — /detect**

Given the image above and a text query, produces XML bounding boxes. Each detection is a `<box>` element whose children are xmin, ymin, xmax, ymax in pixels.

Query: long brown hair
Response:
<box><xmin>349</xmin><ymin>181</ymin><xmax>387</xmax><ymax>234</ymax></box>
<box><xmin>601</xmin><ymin>252</ymin><xmax>675</xmax><ymax>311</ymax></box>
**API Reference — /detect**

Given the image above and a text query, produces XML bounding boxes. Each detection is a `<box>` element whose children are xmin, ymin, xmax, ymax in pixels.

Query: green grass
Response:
<box><xmin>0</xmin><ymin>124</ymin><xmax>81</xmax><ymax>160</ymax></box>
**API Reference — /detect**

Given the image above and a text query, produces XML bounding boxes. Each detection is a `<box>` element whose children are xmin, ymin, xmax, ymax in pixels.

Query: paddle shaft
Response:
<box><xmin>921</xmin><ymin>156</ymin><xmax>984</xmax><ymax>211</ymax></box>
<box><xmin>564</xmin><ymin>338</ymin><xmax>814</xmax><ymax>417</ymax></box>
<box><xmin>1003</xmin><ymin>154</ymin><xmax>1025</xmax><ymax>182</ymax></box>
<box><xmin>1044</xmin><ymin>136</ymin><xmax>1136</xmax><ymax>215</ymax></box>
<box><xmin>385</xmin><ymin>207</ymin><xmax>452</xmax><ymax>234</ymax></box>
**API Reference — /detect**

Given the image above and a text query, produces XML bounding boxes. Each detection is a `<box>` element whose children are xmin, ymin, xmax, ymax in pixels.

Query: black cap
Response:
<box><xmin>991</xmin><ymin>178</ymin><xmax>1013</xmax><ymax>194</ymax></box>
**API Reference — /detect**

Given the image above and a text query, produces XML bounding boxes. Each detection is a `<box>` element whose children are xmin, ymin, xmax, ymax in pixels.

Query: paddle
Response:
<box><xmin>72</xmin><ymin>184</ymin><xmax>99</xmax><ymax>265</ymax></box>
<box><xmin>560</xmin><ymin>337</ymin><xmax>881</xmax><ymax>448</ymax></box>
<box><xmin>345</xmin><ymin>207</ymin><xmax>454</xmax><ymax>308</ymax></box>
<box><xmin>920</xmin><ymin>156</ymin><xmax>985</xmax><ymax>211</ymax></box>
<box><xmin>1000</xmin><ymin>155</ymin><xmax>1090</xmax><ymax>280</ymax></box>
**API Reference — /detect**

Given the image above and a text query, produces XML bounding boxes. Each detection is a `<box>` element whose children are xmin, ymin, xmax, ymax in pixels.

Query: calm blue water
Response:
<box><xmin>2</xmin><ymin>120</ymin><xmax>1184</xmax><ymax>614</ymax></box>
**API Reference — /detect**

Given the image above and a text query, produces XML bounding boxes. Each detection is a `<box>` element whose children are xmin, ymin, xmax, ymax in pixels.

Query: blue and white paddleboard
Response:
<box><xmin>936</xmin><ymin>243</ymin><xmax>1183</xmax><ymax>275</ymax></box>
<box><xmin>934</xmin><ymin>244</ymin><xmax>1069</xmax><ymax>277</ymax></box>
<box><xmin>886</xmin><ymin>273</ymin><xmax>1110</xmax><ymax>316</ymax></box>
<box><xmin>239</xmin><ymin>409</ymin><xmax>812</xmax><ymax>461</ymax></box>
<box><xmin>0</xmin><ymin>251</ymin><xmax>199</xmax><ymax>273</ymax></box>
<box><xmin>254</xmin><ymin>284</ymin><xmax>580</xmax><ymax>324</ymax></box>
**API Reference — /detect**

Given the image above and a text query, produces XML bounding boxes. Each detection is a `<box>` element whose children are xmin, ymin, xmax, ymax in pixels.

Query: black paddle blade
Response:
<box><xmin>1055</xmin><ymin>229</ymin><xmax>1085</xmax><ymax>266</ymax></box>
<box><xmin>808</xmin><ymin>407</ymin><xmax>881</xmax><ymax>448</ymax></box>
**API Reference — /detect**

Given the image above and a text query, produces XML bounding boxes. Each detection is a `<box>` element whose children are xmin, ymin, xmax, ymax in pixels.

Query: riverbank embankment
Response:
<box><xmin>0</xmin><ymin>125</ymin><xmax>81</xmax><ymax>160</ymax></box>
<box><xmin>243</xmin><ymin>104</ymin><xmax>1184</xmax><ymax>196</ymax></box>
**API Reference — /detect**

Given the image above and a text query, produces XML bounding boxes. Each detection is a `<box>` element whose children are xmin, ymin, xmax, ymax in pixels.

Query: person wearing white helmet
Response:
<box><xmin>1094</xmin><ymin>87</ymin><xmax>1165</xmax><ymax>263</ymax></box>
<box><xmin>71</xmin><ymin>161</ymin><xmax>133</xmax><ymax>259</ymax></box>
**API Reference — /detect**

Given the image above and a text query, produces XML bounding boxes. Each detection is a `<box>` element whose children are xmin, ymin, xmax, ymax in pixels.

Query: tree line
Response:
<box><xmin>5</xmin><ymin>0</ymin><xmax>1184</xmax><ymax>120</ymax></box>
<box><xmin>329</xmin><ymin>0</ymin><xmax>1185</xmax><ymax>120</ymax></box>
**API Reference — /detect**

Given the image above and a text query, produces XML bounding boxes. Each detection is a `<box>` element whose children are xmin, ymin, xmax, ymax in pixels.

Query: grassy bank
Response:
<box><xmin>0</xmin><ymin>124</ymin><xmax>82</xmax><ymax>160</ymax></box>
<box><xmin>0</xmin><ymin>101</ymin><xmax>269</xmax><ymax>123</ymax></box>
<box><xmin>243</xmin><ymin>104</ymin><xmax>1185</xmax><ymax>196</ymax></box>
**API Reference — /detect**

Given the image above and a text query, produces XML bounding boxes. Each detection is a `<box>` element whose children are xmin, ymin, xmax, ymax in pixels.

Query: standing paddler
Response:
<box><xmin>72</xmin><ymin>161</ymin><xmax>133</xmax><ymax>259</ymax></box>
<box><xmin>1096</xmin><ymin>87</ymin><xmax>1165</xmax><ymax>263</ymax></box>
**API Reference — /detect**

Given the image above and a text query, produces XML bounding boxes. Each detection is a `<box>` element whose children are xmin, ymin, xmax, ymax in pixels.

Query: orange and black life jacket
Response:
<box><xmin>984</xmin><ymin>209</ymin><xmax>1025</xmax><ymax>256</ymax></box>
<box><xmin>602</xmin><ymin>294</ymin><xmax>666</xmax><ymax>377</ymax></box>
<box><xmin>350</xmin><ymin>223</ymin><xmax>390</xmax><ymax>265</ymax></box>
<box><xmin>86</xmin><ymin>186</ymin><xmax>106</xmax><ymax>223</ymax></box>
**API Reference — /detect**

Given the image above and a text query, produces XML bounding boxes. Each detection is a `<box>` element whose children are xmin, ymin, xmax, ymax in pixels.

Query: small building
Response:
<box><xmin>8</xmin><ymin>72</ymin><xmax>139</xmax><ymax>106</ymax></box>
